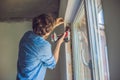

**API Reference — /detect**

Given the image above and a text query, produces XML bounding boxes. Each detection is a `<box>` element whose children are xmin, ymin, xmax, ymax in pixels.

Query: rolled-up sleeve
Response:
<box><xmin>39</xmin><ymin>43</ymin><xmax>56</xmax><ymax>70</ymax></box>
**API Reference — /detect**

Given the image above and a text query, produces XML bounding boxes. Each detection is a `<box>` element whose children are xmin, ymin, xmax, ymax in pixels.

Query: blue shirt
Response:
<box><xmin>17</xmin><ymin>31</ymin><xmax>56</xmax><ymax>80</ymax></box>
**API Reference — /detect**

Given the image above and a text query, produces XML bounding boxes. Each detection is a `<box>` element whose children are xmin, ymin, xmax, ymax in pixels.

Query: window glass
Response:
<box><xmin>72</xmin><ymin>0</ymin><xmax>110</xmax><ymax>80</ymax></box>
<box><xmin>77</xmin><ymin>14</ymin><xmax>93</xmax><ymax>80</ymax></box>
<box><xmin>97</xmin><ymin>0</ymin><xmax>110</xmax><ymax>80</ymax></box>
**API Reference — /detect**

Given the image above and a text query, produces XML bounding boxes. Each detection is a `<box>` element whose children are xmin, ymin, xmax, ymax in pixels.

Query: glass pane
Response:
<box><xmin>76</xmin><ymin>4</ymin><xmax>93</xmax><ymax>80</ymax></box>
<box><xmin>96</xmin><ymin>0</ymin><xmax>110</xmax><ymax>80</ymax></box>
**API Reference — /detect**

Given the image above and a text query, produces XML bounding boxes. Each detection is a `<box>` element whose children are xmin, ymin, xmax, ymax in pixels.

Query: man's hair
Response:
<box><xmin>32</xmin><ymin>14</ymin><xmax>55</xmax><ymax>36</ymax></box>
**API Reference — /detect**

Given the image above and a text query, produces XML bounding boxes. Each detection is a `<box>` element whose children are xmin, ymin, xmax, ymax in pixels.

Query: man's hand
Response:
<box><xmin>57</xmin><ymin>32</ymin><xmax>66</xmax><ymax>45</ymax></box>
<box><xmin>53</xmin><ymin>18</ymin><xmax>64</xmax><ymax>29</ymax></box>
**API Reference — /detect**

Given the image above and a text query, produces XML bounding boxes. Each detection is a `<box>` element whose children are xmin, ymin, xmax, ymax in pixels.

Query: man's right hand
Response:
<box><xmin>57</xmin><ymin>32</ymin><xmax>66</xmax><ymax>45</ymax></box>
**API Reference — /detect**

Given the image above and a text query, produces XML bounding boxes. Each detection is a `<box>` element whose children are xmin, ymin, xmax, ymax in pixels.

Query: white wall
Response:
<box><xmin>0</xmin><ymin>21</ymin><xmax>60</xmax><ymax>80</ymax></box>
<box><xmin>102</xmin><ymin>0</ymin><xmax>120</xmax><ymax>80</ymax></box>
<box><xmin>0</xmin><ymin>21</ymin><xmax>32</xmax><ymax>80</ymax></box>
<box><xmin>58</xmin><ymin>0</ymin><xmax>68</xmax><ymax>80</ymax></box>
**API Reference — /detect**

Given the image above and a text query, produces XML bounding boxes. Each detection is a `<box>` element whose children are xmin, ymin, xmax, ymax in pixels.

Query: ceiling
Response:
<box><xmin>0</xmin><ymin>0</ymin><xmax>60</xmax><ymax>21</ymax></box>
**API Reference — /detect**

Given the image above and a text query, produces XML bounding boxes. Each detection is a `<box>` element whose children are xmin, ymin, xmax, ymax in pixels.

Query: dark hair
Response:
<box><xmin>32</xmin><ymin>14</ymin><xmax>55</xmax><ymax>36</ymax></box>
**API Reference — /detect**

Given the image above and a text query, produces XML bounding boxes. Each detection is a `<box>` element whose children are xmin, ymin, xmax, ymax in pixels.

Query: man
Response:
<box><xmin>17</xmin><ymin>14</ymin><xmax>65</xmax><ymax>80</ymax></box>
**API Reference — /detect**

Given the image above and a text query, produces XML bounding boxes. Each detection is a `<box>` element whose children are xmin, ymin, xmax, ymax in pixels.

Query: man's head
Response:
<box><xmin>32</xmin><ymin>14</ymin><xmax>55</xmax><ymax>38</ymax></box>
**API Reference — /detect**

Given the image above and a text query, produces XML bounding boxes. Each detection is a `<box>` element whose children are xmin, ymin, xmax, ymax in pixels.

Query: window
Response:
<box><xmin>96</xmin><ymin>0</ymin><xmax>110</xmax><ymax>80</ymax></box>
<box><xmin>72</xmin><ymin>0</ymin><xmax>110</xmax><ymax>80</ymax></box>
<box><xmin>72</xmin><ymin>1</ymin><xmax>93</xmax><ymax>80</ymax></box>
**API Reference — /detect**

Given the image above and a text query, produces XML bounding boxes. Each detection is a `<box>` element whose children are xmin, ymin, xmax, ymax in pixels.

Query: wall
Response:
<box><xmin>0</xmin><ymin>21</ymin><xmax>60</xmax><ymax>80</ymax></box>
<box><xmin>102</xmin><ymin>0</ymin><xmax>120</xmax><ymax>80</ymax></box>
<box><xmin>58</xmin><ymin>0</ymin><xmax>68</xmax><ymax>80</ymax></box>
<box><xmin>0</xmin><ymin>21</ymin><xmax>32</xmax><ymax>80</ymax></box>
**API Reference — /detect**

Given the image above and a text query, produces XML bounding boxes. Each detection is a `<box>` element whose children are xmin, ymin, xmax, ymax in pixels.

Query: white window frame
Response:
<box><xmin>72</xmin><ymin>0</ymin><xmax>110</xmax><ymax>80</ymax></box>
<box><xmin>72</xmin><ymin>1</ymin><xmax>98</xmax><ymax>80</ymax></box>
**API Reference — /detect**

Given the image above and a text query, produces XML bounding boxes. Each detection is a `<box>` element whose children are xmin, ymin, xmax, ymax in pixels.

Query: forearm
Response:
<box><xmin>53</xmin><ymin>30</ymin><xmax>65</xmax><ymax>63</ymax></box>
<box><xmin>53</xmin><ymin>42</ymin><xmax>61</xmax><ymax>63</ymax></box>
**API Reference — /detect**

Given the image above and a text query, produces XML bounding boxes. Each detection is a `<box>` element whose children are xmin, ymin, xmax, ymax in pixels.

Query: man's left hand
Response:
<box><xmin>53</xmin><ymin>18</ymin><xmax>64</xmax><ymax>28</ymax></box>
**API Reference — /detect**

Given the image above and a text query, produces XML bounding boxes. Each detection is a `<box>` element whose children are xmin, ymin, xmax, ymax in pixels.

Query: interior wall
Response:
<box><xmin>58</xmin><ymin>0</ymin><xmax>68</xmax><ymax>80</ymax></box>
<box><xmin>102</xmin><ymin>0</ymin><xmax>120</xmax><ymax>80</ymax></box>
<box><xmin>0</xmin><ymin>21</ymin><xmax>32</xmax><ymax>80</ymax></box>
<box><xmin>0</xmin><ymin>21</ymin><xmax>60</xmax><ymax>80</ymax></box>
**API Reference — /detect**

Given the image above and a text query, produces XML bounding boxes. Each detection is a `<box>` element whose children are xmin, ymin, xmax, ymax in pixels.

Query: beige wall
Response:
<box><xmin>0</xmin><ymin>21</ymin><xmax>32</xmax><ymax>80</ymax></box>
<box><xmin>0</xmin><ymin>21</ymin><xmax>60</xmax><ymax>80</ymax></box>
<box><xmin>102</xmin><ymin>0</ymin><xmax>120</xmax><ymax>80</ymax></box>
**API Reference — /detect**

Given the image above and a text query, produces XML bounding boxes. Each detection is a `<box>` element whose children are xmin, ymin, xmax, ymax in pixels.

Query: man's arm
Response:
<box><xmin>53</xmin><ymin>18</ymin><xmax>64</xmax><ymax>29</ymax></box>
<box><xmin>53</xmin><ymin>32</ymin><xmax>65</xmax><ymax>63</ymax></box>
<box><xmin>49</xmin><ymin>18</ymin><xmax>64</xmax><ymax>34</ymax></box>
